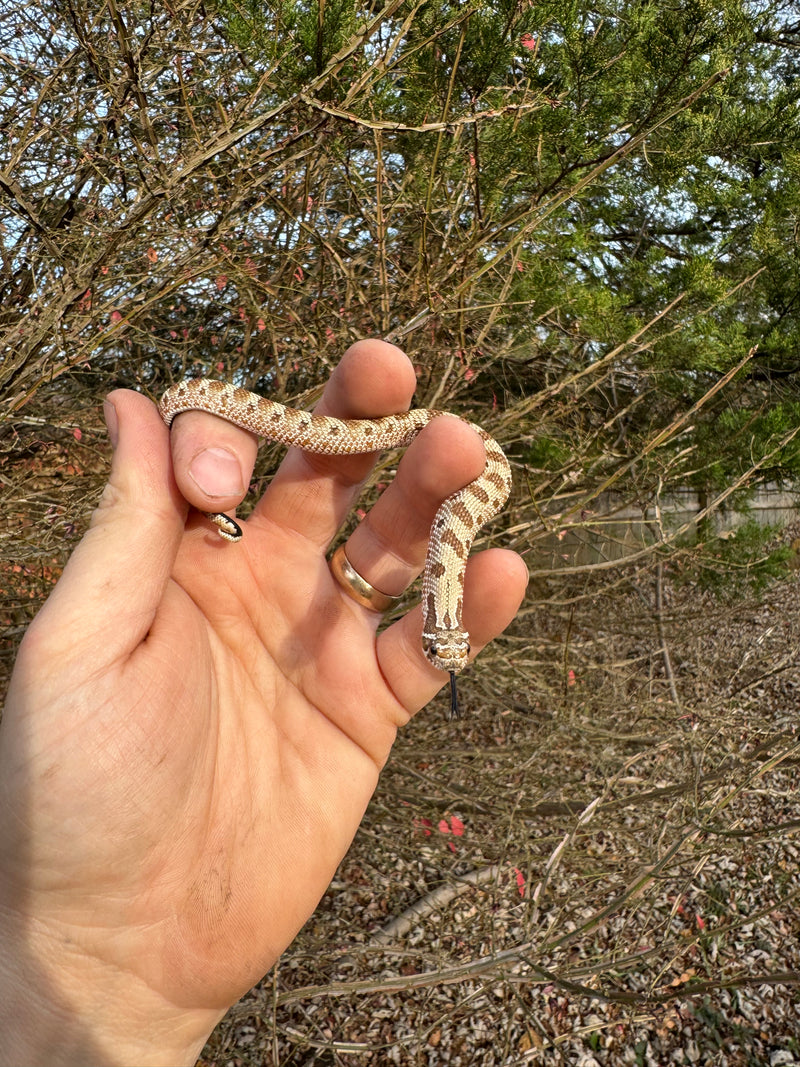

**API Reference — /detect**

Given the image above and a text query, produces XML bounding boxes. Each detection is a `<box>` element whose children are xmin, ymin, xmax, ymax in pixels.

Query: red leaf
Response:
<box><xmin>450</xmin><ymin>815</ymin><xmax>465</xmax><ymax>836</ymax></box>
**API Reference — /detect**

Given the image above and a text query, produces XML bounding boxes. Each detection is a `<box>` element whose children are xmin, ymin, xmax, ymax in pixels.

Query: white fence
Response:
<box><xmin>535</xmin><ymin>486</ymin><xmax>800</xmax><ymax>568</ymax></box>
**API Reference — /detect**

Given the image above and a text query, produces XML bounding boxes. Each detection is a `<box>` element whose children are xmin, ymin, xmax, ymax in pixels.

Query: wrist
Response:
<box><xmin>0</xmin><ymin>910</ymin><xmax>220</xmax><ymax>1067</ymax></box>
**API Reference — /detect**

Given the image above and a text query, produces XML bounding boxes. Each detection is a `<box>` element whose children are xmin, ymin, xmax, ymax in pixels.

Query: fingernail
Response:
<box><xmin>103</xmin><ymin>398</ymin><xmax>119</xmax><ymax>448</ymax></box>
<box><xmin>189</xmin><ymin>447</ymin><xmax>245</xmax><ymax>498</ymax></box>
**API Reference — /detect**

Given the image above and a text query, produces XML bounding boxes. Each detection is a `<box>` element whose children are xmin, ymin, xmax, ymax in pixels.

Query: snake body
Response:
<box><xmin>159</xmin><ymin>379</ymin><xmax>511</xmax><ymax>709</ymax></box>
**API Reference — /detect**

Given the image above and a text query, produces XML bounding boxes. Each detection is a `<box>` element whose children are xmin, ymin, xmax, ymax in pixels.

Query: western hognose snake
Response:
<box><xmin>160</xmin><ymin>379</ymin><xmax>512</xmax><ymax>717</ymax></box>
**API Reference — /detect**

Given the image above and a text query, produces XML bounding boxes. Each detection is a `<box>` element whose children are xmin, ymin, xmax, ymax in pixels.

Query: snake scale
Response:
<box><xmin>160</xmin><ymin>379</ymin><xmax>512</xmax><ymax>718</ymax></box>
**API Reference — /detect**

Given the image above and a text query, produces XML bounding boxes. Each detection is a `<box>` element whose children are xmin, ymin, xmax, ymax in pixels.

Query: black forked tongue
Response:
<box><xmin>448</xmin><ymin>672</ymin><xmax>460</xmax><ymax>721</ymax></box>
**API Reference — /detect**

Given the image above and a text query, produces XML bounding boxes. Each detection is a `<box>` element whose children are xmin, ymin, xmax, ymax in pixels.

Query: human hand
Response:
<box><xmin>0</xmin><ymin>340</ymin><xmax>527</xmax><ymax>1065</ymax></box>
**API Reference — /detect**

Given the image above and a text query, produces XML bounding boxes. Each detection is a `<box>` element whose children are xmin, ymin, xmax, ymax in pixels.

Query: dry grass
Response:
<box><xmin>4</xmin><ymin>381</ymin><xmax>800</xmax><ymax>1058</ymax></box>
<box><xmin>2</xmin><ymin>396</ymin><xmax>799</xmax><ymax>1066</ymax></box>
<box><xmin>194</xmin><ymin>555</ymin><xmax>800</xmax><ymax>1065</ymax></box>
<box><xmin>4</xmin><ymin>6</ymin><xmax>800</xmax><ymax>1060</ymax></box>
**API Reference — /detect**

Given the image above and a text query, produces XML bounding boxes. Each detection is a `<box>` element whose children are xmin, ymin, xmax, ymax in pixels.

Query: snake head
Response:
<box><xmin>422</xmin><ymin>628</ymin><xmax>470</xmax><ymax>673</ymax></box>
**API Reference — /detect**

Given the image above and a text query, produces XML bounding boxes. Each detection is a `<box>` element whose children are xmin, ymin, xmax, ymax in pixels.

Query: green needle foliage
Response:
<box><xmin>2</xmin><ymin>0</ymin><xmax>800</xmax><ymax>588</ymax></box>
<box><xmin>4</xmin><ymin>4</ymin><xmax>800</xmax><ymax>1054</ymax></box>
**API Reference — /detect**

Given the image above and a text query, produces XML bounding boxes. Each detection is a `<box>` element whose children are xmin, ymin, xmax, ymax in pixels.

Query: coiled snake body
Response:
<box><xmin>160</xmin><ymin>379</ymin><xmax>512</xmax><ymax>717</ymax></box>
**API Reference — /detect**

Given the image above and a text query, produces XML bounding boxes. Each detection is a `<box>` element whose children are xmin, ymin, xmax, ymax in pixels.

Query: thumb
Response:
<box><xmin>28</xmin><ymin>389</ymin><xmax>188</xmax><ymax>662</ymax></box>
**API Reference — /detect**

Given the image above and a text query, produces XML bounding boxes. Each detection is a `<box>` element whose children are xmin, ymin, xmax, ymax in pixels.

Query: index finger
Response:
<box><xmin>249</xmin><ymin>339</ymin><xmax>418</xmax><ymax>547</ymax></box>
<box><xmin>164</xmin><ymin>340</ymin><xmax>418</xmax><ymax>549</ymax></box>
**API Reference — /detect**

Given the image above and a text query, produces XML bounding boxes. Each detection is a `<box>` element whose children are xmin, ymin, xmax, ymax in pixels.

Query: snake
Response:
<box><xmin>159</xmin><ymin>379</ymin><xmax>512</xmax><ymax>718</ymax></box>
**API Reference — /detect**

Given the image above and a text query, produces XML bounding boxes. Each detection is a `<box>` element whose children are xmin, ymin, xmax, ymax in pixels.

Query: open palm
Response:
<box><xmin>0</xmin><ymin>341</ymin><xmax>527</xmax><ymax>1066</ymax></box>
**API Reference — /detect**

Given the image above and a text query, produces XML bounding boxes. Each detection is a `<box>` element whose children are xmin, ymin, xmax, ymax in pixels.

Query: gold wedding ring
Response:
<box><xmin>329</xmin><ymin>544</ymin><xmax>403</xmax><ymax>613</ymax></box>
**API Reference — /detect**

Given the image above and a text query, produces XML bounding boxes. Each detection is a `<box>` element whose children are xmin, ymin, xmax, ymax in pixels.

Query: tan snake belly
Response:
<box><xmin>159</xmin><ymin>379</ymin><xmax>512</xmax><ymax>714</ymax></box>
